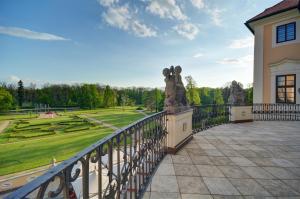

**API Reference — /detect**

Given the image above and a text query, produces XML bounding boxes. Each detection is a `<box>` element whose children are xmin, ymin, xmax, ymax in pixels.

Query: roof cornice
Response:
<box><xmin>245</xmin><ymin>1</ymin><xmax>300</xmax><ymax>34</ymax></box>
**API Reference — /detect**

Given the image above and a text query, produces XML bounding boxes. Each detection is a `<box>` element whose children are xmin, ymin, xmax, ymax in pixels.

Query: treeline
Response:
<box><xmin>0</xmin><ymin>78</ymin><xmax>253</xmax><ymax>112</ymax></box>
<box><xmin>0</xmin><ymin>81</ymin><xmax>164</xmax><ymax>111</ymax></box>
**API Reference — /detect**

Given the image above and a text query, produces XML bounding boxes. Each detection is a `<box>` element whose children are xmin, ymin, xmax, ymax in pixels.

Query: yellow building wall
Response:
<box><xmin>263</xmin><ymin>18</ymin><xmax>300</xmax><ymax>103</ymax></box>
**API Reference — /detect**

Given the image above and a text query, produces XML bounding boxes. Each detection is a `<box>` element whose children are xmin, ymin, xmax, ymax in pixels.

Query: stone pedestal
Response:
<box><xmin>230</xmin><ymin>106</ymin><xmax>253</xmax><ymax>123</ymax></box>
<box><xmin>166</xmin><ymin>109</ymin><xmax>193</xmax><ymax>154</ymax></box>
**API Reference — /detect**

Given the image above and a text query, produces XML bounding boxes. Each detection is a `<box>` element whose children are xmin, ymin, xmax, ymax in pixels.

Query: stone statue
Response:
<box><xmin>163</xmin><ymin>66</ymin><xmax>189</xmax><ymax>113</ymax></box>
<box><xmin>228</xmin><ymin>80</ymin><xmax>246</xmax><ymax>105</ymax></box>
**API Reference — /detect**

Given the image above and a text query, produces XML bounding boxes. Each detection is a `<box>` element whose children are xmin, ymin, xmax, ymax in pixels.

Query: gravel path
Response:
<box><xmin>82</xmin><ymin>115</ymin><xmax>119</xmax><ymax>131</ymax></box>
<box><xmin>0</xmin><ymin>121</ymin><xmax>9</xmax><ymax>133</ymax></box>
<box><xmin>136</xmin><ymin>110</ymin><xmax>148</xmax><ymax>117</ymax></box>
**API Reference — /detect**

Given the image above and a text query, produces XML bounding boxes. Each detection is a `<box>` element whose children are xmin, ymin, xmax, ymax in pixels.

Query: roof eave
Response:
<box><xmin>245</xmin><ymin>5</ymin><xmax>300</xmax><ymax>34</ymax></box>
<box><xmin>245</xmin><ymin>22</ymin><xmax>254</xmax><ymax>34</ymax></box>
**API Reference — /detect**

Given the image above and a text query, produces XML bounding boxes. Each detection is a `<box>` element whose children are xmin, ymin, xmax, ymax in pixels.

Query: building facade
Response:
<box><xmin>246</xmin><ymin>0</ymin><xmax>300</xmax><ymax>104</ymax></box>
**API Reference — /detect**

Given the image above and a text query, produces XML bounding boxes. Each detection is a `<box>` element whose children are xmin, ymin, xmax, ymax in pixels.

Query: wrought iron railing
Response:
<box><xmin>6</xmin><ymin>111</ymin><xmax>167</xmax><ymax>199</ymax></box>
<box><xmin>192</xmin><ymin>104</ymin><xmax>231</xmax><ymax>133</ymax></box>
<box><xmin>253</xmin><ymin>103</ymin><xmax>300</xmax><ymax>121</ymax></box>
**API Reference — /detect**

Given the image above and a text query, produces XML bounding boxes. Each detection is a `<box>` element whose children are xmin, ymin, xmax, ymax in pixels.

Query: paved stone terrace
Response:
<box><xmin>143</xmin><ymin>121</ymin><xmax>300</xmax><ymax>199</ymax></box>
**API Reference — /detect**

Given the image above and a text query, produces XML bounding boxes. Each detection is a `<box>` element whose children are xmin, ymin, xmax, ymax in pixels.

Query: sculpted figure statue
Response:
<box><xmin>228</xmin><ymin>80</ymin><xmax>246</xmax><ymax>105</ymax></box>
<box><xmin>163</xmin><ymin>65</ymin><xmax>189</xmax><ymax>113</ymax></box>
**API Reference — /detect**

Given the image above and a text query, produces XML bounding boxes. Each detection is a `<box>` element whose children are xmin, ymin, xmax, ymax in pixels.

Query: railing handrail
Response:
<box><xmin>6</xmin><ymin>111</ymin><xmax>167</xmax><ymax>199</ymax></box>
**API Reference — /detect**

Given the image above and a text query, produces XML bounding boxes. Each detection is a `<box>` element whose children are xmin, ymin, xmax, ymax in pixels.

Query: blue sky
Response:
<box><xmin>0</xmin><ymin>0</ymin><xmax>281</xmax><ymax>88</ymax></box>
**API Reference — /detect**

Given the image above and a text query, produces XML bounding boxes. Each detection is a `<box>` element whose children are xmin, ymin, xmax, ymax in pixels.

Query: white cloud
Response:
<box><xmin>193</xmin><ymin>53</ymin><xmax>204</xmax><ymax>58</ymax></box>
<box><xmin>190</xmin><ymin>0</ymin><xmax>205</xmax><ymax>9</ymax></box>
<box><xmin>102</xmin><ymin>6</ymin><xmax>131</xmax><ymax>30</ymax></box>
<box><xmin>131</xmin><ymin>20</ymin><xmax>157</xmax><ymax>37</ymax></box>
<box><xmin>206</xmin><ymin>8</ymin><xmax>223</xmax><ymax>26</ymax></box>
<box><xmin>0</xmin><ymin>26</ymin><xmax>68</xmax><ymax>41</ymax></box>
<box><xmin>217</xmin><ymin>55</ymin><xmax>253</xmax><ymax>66</ymax></box>
<box><xmin>97</xmin><ymin>0</ymin><xmax>118</xmax><ymax>7</ymax></box>
<box><xmin>173</xmin><ymin>22</ymin><xmax>199</xmax><ymax>40</ymax></box>
<box><xmin>146</xmin><ymin>0</ymin><xmax>187</xmax><ymax>21</ymax></box>
<box><xmin>102</xmin><ymin>5</ymin><xmax>156</xmax><ymax>37</ymax></box>
<box><xmin>229</xmin><ymin>36</ymin><xmax>254</xmax><ymax>49</ymax></box>
<box><xmin>8</xmin><ymin>75</ymin><xmax>20</xmax><ymax>82</ymax></box>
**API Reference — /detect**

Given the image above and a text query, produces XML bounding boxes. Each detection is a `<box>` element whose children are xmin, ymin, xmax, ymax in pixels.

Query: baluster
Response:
<box><xmin>82</xmin><ymin>153</ymin><xmax>91</xmax><ymax>199</ymax></box>
<box><xmin>63</xmin><ymin>168</ymin><xmax>70</xmax><ymax>199</ymax></box>
<box><xmin>117</xmin><ymin>135</ymin><xmax>121</xmax><ymax>199</ymax></box>
<box><xmin>123</xmin><ymin>131</ymin><xmax>128</xmax><ymax>199</ymax></box>
<box><xmin>129</xmin><ymin>129</ymin><xmax>133</xmax><ymax>199</ymax></box>
<box><xmin>98</xmin><ymin>146</ymin><xmax>102</xmax><ymax>199</ymax></box>
<box><xmin>141</xmin><ymin>121</ymin><xmax>146</xmax><ymax>188</ymax></box>
<box><xmin>133</xmin><ymin>126</ymin><xmax>138</xmax><ymax>199</ymax></box>
<box><xmin>137</xmin><ymin>124</ymin><xmax>141</xmax><ymax>195</ymax></box>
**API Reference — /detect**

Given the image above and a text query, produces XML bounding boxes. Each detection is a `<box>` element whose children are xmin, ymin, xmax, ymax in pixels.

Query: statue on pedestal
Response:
<box><xmin>163</xmin><ymin>66</ymin><xmax>189</xmax><ymax>114</ymax></box>
<box><xmin>228</xmin><ymin>80</ymin><xmax>246</xmax><ymax>105</ymax></box>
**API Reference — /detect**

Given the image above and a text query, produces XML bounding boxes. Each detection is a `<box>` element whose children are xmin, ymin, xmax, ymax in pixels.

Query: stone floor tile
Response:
<box><xmin>174</xmin><ymin>164</ymin><xmax>200</xmax><ymax>176</ymax></box>
<box><xmin>194</xmin><ymin>137</ymin><xmax>210</xmax><ymax>144</ymax></box>
<box><xmin>212</xmin><ymin>196</ymin><xmax>244</xmax><ymax>199</ymax></box>
<box><xmin>229</xmin><ymin>178</ymin><xmax>271</xmax><ymax>196</ymax></box>
<box><xmin>241</xmin><ymin>167</ymin><xmax>275</xmax><ymax>179</ymax></box>
<box><xmin>238</xmin><ymin>150</ymin><xmax>260</xmax><ymax>158</ymax></box>
<box><xmin>245</xmin><ymin>145</ymin><xmax>267</xmax><ymax>152</ymax></box>
<box><xmin>172</xmin><ymin>155</ymin><xmax>193</xmax><ymax>165</ymax></box>
<box><xmin>185</xmin><ymin>143</ymin><xmax>201</xmax><ymax>149</ymax></box>
<box><xmin>186</xmin><ymin>148</ymin><xmax>207</xmax><ymax>156</ymax></box>
<box><xmin>288</xmin><ymin>159</ymin><xmax>300</xmax><ymax>167</ymax></box>
<box><xmin>271</xmin><ymin>158</ymin><xmax>298</xmax><ymax>167</ymax></box>
<box><xmin>156</xmin><ymin>164</ymin><xmax>175</xmax><ymax>176</ymax></box>
<box><xmin>209</xmin><ymin>157</ymin><xmax>236</xmax><ymax>166</ymax></box>
<box><xmin>199</xmin><ymin>144</ymin><xmax>217</xmax><ymax>150</ymax></box>
<box><xmin>217</xmin><ymin>166</ymin><xmax>250</xmax><ymax>178</ymax></box>
<box><xmin>181</xmin><ymin>194</ymin><xmax>213</xmax><ymax>199</ymax></box>
<box><xmin>202</xmin><ymin>177</ymin><xmax>240</xmax><ymax>195</ymax></box>
<box><xmin>196</xmin><ymin>165</ymin><xmax>225</xmax><ymax>177</ymax></box>
<box><xmin>282</xmin><ymin>180</ymin><xmax>300</xmax><ymax>192</ymax></box>
<box><xmin>229</xmin><ymin>145</ymin><xmax>249</xmax><ymax>150</ymax></box>
<box><xmin>149</xmin><ymin>175</ymin><xmax>179</xmax><ymax>193</ymax></box>
<box><xmin>142</xmin><ymin>192</ymin><xmax>181</xmax><ymax>199</ymax></box>
<box><xmin>205</xmin><ymin>149</ymin><xmax>224</xmax><ymax>157</ymax></box>
<box><xmin>287</xmin><ymin>167</ymin><xmax>300</xmax><ymax>176</ymax></box>
<box><xmin>243</xmin><ymin>196</ymin><xmax>275</xmax><ymax>199</ymax></box>
<box><xmin>263</xmin><ymin>167</ymin><xmax>299</xmax><ymax>179</ymax></box>
<box><xmin>177</xmin><ymin>176</ymin><xmax>209</xmax><ymax>194</ymax></box>
<box><xmin>256</xmin><ymin>151</ymin><xmax>275</xmax><ymax>158</ymax></box>
<box><xmin>248</xmin><ymin>158</ymin><xmax>277</xmax><ymax>167</ymax></box>
<box><xmin>161</xmin><ymin>155</ymin><xmax>173</xmax><ymax>164</ymax></box>
<box><xmin>190</xmin><ymin>155</ymin><xmax>214</xmax><ymax>165</ymax></box>
<box><xmin>218</xmin><ymin>146</ymin><xmax>237</xmax><ymax>151</ymax></box>
<box><xmin>229</xmin><ymin>157</ymin><xmax>256</xmax><ymax>166</ymax></box>
<box><xmin>256</xmin><ymin>179</ymin><xmax>300</xmax><ymax>196</ymax></box>
<box><xmin>221</xmin><ymin>150</ymin><xmax>242</xmax><ymax>157</ymax></box>
<box><xmin>176</xmin><ymin>149</ymin><xmax>189</xmax><ymax>156</ymax></box>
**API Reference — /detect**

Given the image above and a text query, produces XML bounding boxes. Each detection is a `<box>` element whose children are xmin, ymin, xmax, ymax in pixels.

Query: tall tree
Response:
<box><xmin>17</xmin><ymin>80</ymin><xmax>24</xmax><ymax>107</ymax></box>
<box><xmin>185</xmin><ymin>76</ymin><xmax>201</xmax><ymax>105</ymax></box>
<box><xmin>103</xmin><ymin>85</ymin><xmax>117</xmax><ymax>107</ymax></box>
<box><xmin>0</xmin><ymin>87</ymin><xmax>13</xmax><ymax>112</ymax></box>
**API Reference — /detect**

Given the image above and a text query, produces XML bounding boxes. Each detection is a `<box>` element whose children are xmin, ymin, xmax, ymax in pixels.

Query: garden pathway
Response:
<box><xmin>82</xmin><ymin>115</ymin><xmax>119</xmax><ymax>131</ymax></box>
<box><xmin>136</xmin><ymin>110</ymin><xmax>148</xmax><ymax>117</ymax></box>
<box><xmin>0</xmin><ymin>121</ymin><xmax>9</xmax><ymax>133</ymax></box>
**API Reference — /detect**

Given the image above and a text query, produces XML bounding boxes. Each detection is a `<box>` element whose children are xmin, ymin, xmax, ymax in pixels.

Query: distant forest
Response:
<box><xmin>0</xmin><ymin>77</ymin><xmax>253</xmax><ymax>112</ymax></box>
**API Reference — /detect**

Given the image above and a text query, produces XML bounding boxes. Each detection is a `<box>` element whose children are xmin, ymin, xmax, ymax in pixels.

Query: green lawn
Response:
<box><xmin>0</xmin><ymin>113</ymin><xmax>38</xmax><ymax>121</ymax></box>
<box><xmin>88</xmin><ymin>107</ymin><xmax>145</xmax><ymax>128</ymax></box>
<box><xmin>0</xmin><ymin>107</ymin><xmax>146</xmax><ymax>176</ymax></box>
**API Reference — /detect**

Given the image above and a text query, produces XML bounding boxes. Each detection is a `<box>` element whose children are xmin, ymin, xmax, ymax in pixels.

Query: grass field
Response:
<box><xmin>0</xmin><ymin>107</ymin><xmax>146</xmax><ymax>176</ymax></box>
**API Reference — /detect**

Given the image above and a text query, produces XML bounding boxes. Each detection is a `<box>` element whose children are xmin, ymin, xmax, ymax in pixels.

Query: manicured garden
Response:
<box><xmin>0</xmin><ymin>107</ymin><xmax>146</xmax><ymax>176</ymax></box>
